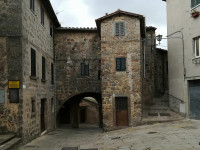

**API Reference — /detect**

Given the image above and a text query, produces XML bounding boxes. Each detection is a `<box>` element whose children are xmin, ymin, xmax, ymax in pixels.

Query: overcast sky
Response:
<box><xmin>50</xmin><ymin>0</ymin><xmax>167</xmax><ymax>49</ymax></box>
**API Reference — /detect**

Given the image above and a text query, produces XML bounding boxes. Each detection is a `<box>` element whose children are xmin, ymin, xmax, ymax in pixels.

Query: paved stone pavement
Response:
<box><xmin>18</xmin><ymin>120</ymin><xmax>200</xmax><ymax>150</ymax></box>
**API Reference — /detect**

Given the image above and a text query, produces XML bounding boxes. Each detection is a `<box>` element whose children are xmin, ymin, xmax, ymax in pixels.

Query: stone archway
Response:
<box><xmin>57</xmin><ymin>92</ymin><xmax>102</xmax><ymax>128</ymax></box>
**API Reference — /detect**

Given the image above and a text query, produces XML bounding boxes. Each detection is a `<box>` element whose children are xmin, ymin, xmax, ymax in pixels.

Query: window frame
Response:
<box><xmin>41</xmin><ymin>6</ymin><xmax>45</xmax><ymax>26</ymax></box>
<box><xmin>31</xmin><ymin>48</ymin><xmax>36</xmax><ymax>77</ymax></box>
<box><xmin>42</xmin><ymin>56</ymin><xmax>46</xmax><ymax>81</ymax></box>
<box><xmin>116</xmin><ymin>57</ymin><xmax>126</xmax><ymax>71</ymax></box>
<box><xmin>81</xmin><ymin>63</ymin><xmax>89</xmax><ymax>76</ymax></box>
<box><xmin>194</xmin><ymin>37</ymin><xmax>200</xmax><ymax>58</ymax></box>
<box><xmin>114</xmin><ymin>22</ymin><xmax>125</xmax><ymax>36</ymax></box>
<box><xmin>51</xmin><ymin>63</ymin><xmax>54</xmax><ymax>84</ymax></box>
<box><xmin>30</xmin><ymin>0</ymin><xmax>35</xmax><ymax>12</ymax></box>
<box><xmin>191</xmin><ymin>0</ymin><xmax>200</xmax><ymax>8</ymax></box>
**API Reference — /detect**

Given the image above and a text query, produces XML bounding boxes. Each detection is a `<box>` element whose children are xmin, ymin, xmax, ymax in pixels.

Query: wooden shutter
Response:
<box><xmin>84</xmin><ymin>64</ymin><xmax>89</xmax><ymax>76</ymax></box>
<box><xmin>191</xmin><ymin>0</ymin><xmax>195</xmax><ymax>7</ymax></box>
<box><xmin>81</xmin><ymin>63</ymin><xmax>85</xmax><ymax>76</ymax></box>
<box><xmin>116</xmin><ymin>58</ymin><xmax>126</xmax><ymax>71</ymax></box>
<box><xmin>41</xmin><ymin>6</ymin><xmax>44</xmax><ymax>25</ymax></box>
<box><xmin>119</xmin><ymin>22</ymin><xmax>125</xmax><ymax>36</ymax></box>
<box><xmin>31</xmin><ymin>49</ymin><xmax>36</xmax><ymax>77</ymax></box>
<box><xmin>42</xmin><ymin>56</ymin><xmax>46</xmax><ymax>80</ymax></box>
<box><xmin>120</xmin><ymin>58</ymin><xmax>126</xmax><ymax>71</ymax></box>
<box><xmin>51</xmin><ymin>63</ymin><xmax>54</xmax><ymax>84</ymax></box>
<box><xmin>115</xmin><ymin>22</ymin><xmax>120</xmax><ymax>36</ymax></box>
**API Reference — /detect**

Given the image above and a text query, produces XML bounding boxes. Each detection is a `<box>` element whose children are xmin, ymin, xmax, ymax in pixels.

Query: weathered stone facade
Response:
<box><xmin>97</xmin><ymin>13</ymin><xmax>145</xmax><ymax>129</ymax></box>
<box><xmin>0</xmin><ymin>0</ymin><xmax>60</xmax><ymax>143</ymax></box>
<box><xmin>0</xmin><ymin>0</ymin><xmax>169</xmax><ymax>144</ymax></box>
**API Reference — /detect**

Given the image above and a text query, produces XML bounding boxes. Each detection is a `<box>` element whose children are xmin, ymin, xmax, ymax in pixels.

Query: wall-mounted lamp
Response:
<box><xmin>156</xmin><ymin>34</ymin><xmax>163</xmax><ymax>45</ymax></box>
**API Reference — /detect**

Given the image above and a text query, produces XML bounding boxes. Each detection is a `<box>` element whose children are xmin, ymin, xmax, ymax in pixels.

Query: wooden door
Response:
<box><xmin>41</xmin><ymin>99</ymin><xmax>46</xmax><ymax>132</ymax></box>
<box><xmin>115</xmin><ymin>97</ymin><xmax>128</xmax><ymax>126</ymax></box>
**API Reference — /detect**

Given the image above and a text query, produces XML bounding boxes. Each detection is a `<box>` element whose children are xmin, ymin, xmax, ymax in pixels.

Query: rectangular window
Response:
<box><xmin>116</xmin><ymin>58</ymin><xmax>126</xmax><ymax>71</ymax></box>
<box><xmin>115</xmin><ymin>22</ymin><xmax>125</xmax><ymax>36</ymax></box>
<box><xmin>41</xmin><ymin>6</ymin><xmax>44</xmax><ymax>25</ymax></box>
<box><xmin>0</xmin><ymin>90</ymin><xmax>5</xmax><ymax>103</ymax></box>
<box><xmin>50</xmin><ymin>23</ymin><xmax>53</xmax><ymax>37</ymax></box>
<box><xmin>30</xmin><ymin>0</ymin><xmax>35</xmax><ymax>12</ymax></box>
<box><xmin>32</xmin><ymin>100</ymin><xmax>36</xmax><ymax>113</ymax></box>
<box><xmin>42</xmin><ymin>56</ymin><xmax>46</xmax><ymax>80</ymax></box>
<box><xmin>31</xmin><ymin>48</ymin><xmax>36</xmax><ymax>77</ymax></box>
<box><xmin>51</xmin><ymin>63</ymin><xmax>54</xmax><ymax>84</ymax></box>
<box><xmin>51</xmin><ymin>98</ymin><xmax>54</xmax><ymax>112</ymax></box>
<box><xmin>194</xmin><ymin>37</ymin><xmax>200</xmax><ymax>57</ymax></box>
<box><xmin>81</xmin><ymin>63</ymin><xmax>89</xmax><ymax>76</ymax></box>
<box><xmin>191</xmin><ymin>0</ymin><xmax>200</xmax><ymax>8</ymax></box>
<box><xmin>9</xmin><ymin>89</ymin><xmax>19</xmax><ymax>103</ymax></box>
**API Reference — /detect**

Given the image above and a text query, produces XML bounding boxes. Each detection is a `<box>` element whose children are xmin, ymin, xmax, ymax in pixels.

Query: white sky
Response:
<box><xmin>50</xmin><ymin>0</ymin><xmax>167</xmax><ymax>49</ymax></box>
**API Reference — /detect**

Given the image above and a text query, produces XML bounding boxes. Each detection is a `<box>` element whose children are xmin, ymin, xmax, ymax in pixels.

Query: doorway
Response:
<box><xmin>189</xmin><ymin>80</ymin><xmax>200</xmax><ymax>119</ymax></box>
<box><xmin>41</xmin><ymin>99</ymin><xmax>46</xmax><ymax>132</ymax></box>
<box><xmin>115</xmin><ymin>97</ymin><xmax>128</xmax><ymax>126</ymax></box>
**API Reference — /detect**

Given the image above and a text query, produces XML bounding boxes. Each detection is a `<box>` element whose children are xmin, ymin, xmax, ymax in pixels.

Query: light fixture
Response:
<box><xmin>156</xmin><ymin>34</ymin><xmax>163</xmax><ymax>45</ymax></box>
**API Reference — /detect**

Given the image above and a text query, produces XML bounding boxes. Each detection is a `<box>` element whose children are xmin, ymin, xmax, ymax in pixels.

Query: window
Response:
<box><xmin>42</xmin><ymin>56</ymin><xmax>46</xmax><ymax>80</ymax></box>
<box><xmin>115</xmin><ymin>22</ymin><xmax>125</xmax><ymax>36</ymax></box>
<box><xmin>9</xmin><ymin>89</ymin><xmax>19</xmax><ymax>103</ymax></box>
<box><xmin>81</xmin><ymin>63</ymin><xmax>89</xmax><ymax>76</ymax></box>
<box><xmin>31</xmin><ymin>48</ymin><xmax>36</xmax><ymax>77</ymax></box>
<box><xmin>51</xmin><ymin>98</ymin><xmax>54</xmax><ymax>112</ymax></box>
<box><xmin>50</xmin><ymin>23</ymin><xmax>53</xmax><ymax>37</ymax></box>
<box><xmin>191</xmin><ymin>0</ymin><xmax>200</xmax><ymax>8</ymax></box>
<box><xmin>32</xmin><ymin>100</ymin><xmax>35</xmax><ymax>113</ymax></box>
<box><xmin>51</xmin><ymin>63</ymin><xmax>54</xmax><ymax>84</ymax></box>
<box><xmin>116</xmin><ymin>58</ymin><xmax>126</xmax><ymax>71</ymax></box>
<box><xmin>30</xmin><ymin>0</ymin><xmax>35</xmax><ymax>12</ymax></box>
<box><xmin>41</xmin><ymin>6</ymin><xmax>44</xmax><ymax>25</ymax></box>
<box><xmin>194</xmin><ymin>37</ymin><xmax>200</xmax><ymax>57</ymax></box>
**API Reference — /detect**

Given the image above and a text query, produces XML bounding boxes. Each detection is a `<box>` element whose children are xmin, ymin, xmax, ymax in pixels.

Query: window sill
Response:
<box><xmin>30</xmin><ymin>9</ymin><xmax>36</xmax><ymax>16</ymax></box>
<box><xmin>41</xmin><ymin>79</ymin><xmax>46</xmax><ymax>82</ymax></box>
<box><xmin>30</xmin><ymin>76</ymin><xmax>37</xmax><ymax>80</ymax></box>
<box><xmin>191</xmin><ymin>4</ymin><xmax>200</xmax><ymax>10</ymax></box>
<box><xmin>31</xmin><ymin>113</ymin><xmax>36</xmax><ymax>118</ymax></box>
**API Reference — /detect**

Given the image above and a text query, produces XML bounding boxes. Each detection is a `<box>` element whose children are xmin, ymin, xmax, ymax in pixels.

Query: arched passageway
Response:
<box><xmin>57</xmin><ymin>92</ymin><xmax>102</xmax><ymax>128</ymax></box>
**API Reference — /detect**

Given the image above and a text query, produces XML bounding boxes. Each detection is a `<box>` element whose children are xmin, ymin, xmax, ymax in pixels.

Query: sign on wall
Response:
<box><xmin>0</xmin><ymin>90</ymin><xmax>5</xmax><ymax>103</ymax></box>
<box><xmin>8</xmin><ymin>81</ymin><xmax>20</xmax><ymax>89</ymax></box>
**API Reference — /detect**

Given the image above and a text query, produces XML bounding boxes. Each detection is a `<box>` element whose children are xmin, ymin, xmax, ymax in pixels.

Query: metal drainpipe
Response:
<box><xmin>166</xmin><ymin>30</ymin><xmax>185</xmax><ymax>79</ymax></box>
<box><xmin>53</xmin><ymin>28</ymin><xmax>57</xmax><ymax>129</ymax></box>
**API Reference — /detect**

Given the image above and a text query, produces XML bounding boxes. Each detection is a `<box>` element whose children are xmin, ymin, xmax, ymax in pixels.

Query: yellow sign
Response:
<box><xmin>9</xmin><ymin>81</ymin><xmax>20</xmax><ymax>89</ymax></box>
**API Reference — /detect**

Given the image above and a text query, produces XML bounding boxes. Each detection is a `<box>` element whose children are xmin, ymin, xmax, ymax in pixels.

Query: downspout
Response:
<box><xmin>166</xmin><ymin>30</ymin><xmax>185</xmax><ymax>79</ymax></box>
<box><xmin>53</xmin><ymin>27</ymin><xmax>57</xmax><ymax>129</ymax></box>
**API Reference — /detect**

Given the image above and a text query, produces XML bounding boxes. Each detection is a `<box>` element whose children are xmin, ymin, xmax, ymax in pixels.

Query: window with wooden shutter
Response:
<box><xmin>30</xmin><ymin>0</ymin><xmax>35</xmax><ymax>12</ymax></box>
<box><xmin>41</xmin><ymin>6</ymin><xmax>44</xmax><ymax>25</ymax></box>
<box><xmin>81</xmin><ymin>63</ymin><xmax>89</xmax><ymax>76</ymax></box>
<box><xmin>31</xmin><ymin>48</ymin><xmax>36</xmax><ymax>77</ymax></box>
<box><xmin>115</xmin><ymin>22</ymin><xmax>125</xmax><ymax>36</ymax></box>
<box><xmin>51</xmin><ymin>63</ymin><xmax>54</xmax><ymax>84</ymax></box>
<box><xmin>116</xmin><ymin>58</ymin><xmax>126</xmax><ymax>71</ymax></box>
<box><xmin>191</xmin><ymin>0</ymin><xmax>200</xmax><ymax>8</ymax></box>
<box><xmin>42</xmin><ymin>56</ymin><xmax>46</xmax><ymax>80</ymax></box>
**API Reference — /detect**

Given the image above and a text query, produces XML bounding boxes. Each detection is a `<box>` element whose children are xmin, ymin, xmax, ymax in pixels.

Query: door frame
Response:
<box><xmin>113</xmin><ymin>95</ymin><xmax>130</xmax><ymax>127</ymax></box>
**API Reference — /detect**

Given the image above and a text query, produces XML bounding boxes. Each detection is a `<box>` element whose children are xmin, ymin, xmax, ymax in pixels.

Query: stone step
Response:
<box><xmin>0</xmin><ymin>134</ymin><xmax>15</xmax><ymax>145</ymax></box>
<box><xmin>0</xmin><ymin>137</ymin><xmax>21</xmax><ymax>150</ymax></box>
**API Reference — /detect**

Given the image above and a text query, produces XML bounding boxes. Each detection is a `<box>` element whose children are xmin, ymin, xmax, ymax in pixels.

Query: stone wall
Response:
<box><xmin>20</xmin><ymin>0</ymin><xmax>55</xmax><ymax>142</ymax></box>
<box><xmin>100</xmin><ymin>15</ymin><xmax>143</xmax><ymax>129</ymax></box>
<box><xmin>143</xmin><ymin>28</ymin><xmax>156</xmax><ymax>103</ymax></box>
<box><xmin>0</xmin><ymin>0</ymin><xmax>22</xmax><ymax>134</ymax></box>
<box><xmin>55</xmin><ymin>29</ymin><xmax>101</xmax><ymax>112</ymax></box>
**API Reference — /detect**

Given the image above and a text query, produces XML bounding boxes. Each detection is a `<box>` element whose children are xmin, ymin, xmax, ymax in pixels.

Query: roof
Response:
<box><xmin>95</xmin><ymin>9</ymin><xmax>146</xmax><ymax>38</ymax></box>
<box><xmin>41</xmin><ymin>0</ymin><xmax>60</xmax><ymax>27</ymax></box>
<box><xmin>56</xmin><ymin>27</ymin><xmax>97</xmax><ymax>33</ymax></box>
<box><xmin>146</xmin><ymin>26</ymin><xmax>157</xmax><ymax>31</ymax></box>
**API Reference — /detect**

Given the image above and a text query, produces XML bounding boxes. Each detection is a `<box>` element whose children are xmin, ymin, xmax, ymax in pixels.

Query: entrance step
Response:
<box><xmin>0</xmin><ymin>134</ymin><xmax>15</xmax><ymax>145</ymax></box>
<box><xmin>0</xmin><ymin>137</ymin><xmax>21</xmax><ymax>150</ymax></box>
<box><xmin>142</xmin><ymin>108</ymin><xmax>184</xmax><ymax>125</ymax></box>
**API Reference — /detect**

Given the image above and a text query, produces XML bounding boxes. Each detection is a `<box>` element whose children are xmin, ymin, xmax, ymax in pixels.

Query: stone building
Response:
<box><xmin>0</xmin><ymin>0</ymin><xmax>168</xmax><ymax>144</ymax></box>
<box><xmin>0</xmin><ymin>0</ymin><xmax>60</xmax><ymax>143</ymax></box>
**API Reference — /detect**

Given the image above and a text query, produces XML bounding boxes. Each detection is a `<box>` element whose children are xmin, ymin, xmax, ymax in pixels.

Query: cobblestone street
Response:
<box><xmin>18</xmin><ymin>119</ymin><xmax>200</xmax><ymax>150</ymax></box>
